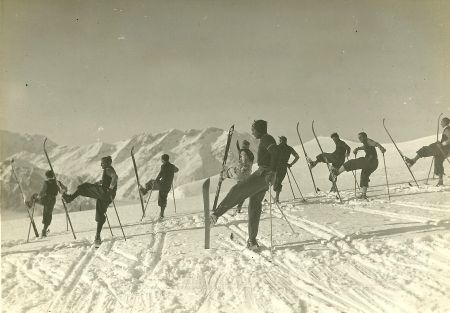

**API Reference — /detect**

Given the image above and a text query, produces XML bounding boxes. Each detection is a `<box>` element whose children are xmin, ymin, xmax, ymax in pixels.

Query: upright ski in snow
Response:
<box><xmin>203</xmin><ymin>178</ymin><xmax>211</xmax><ymax>249</ymax></box>
<box><xmin>382</xmin><ymin>119</ymin><xmax>419</xmax><ymax>188</ymax></box>
<box><xmin>212</xmin><ymin>125</ymin><xmax>234</xmax><ymax>211</ymax></box>
<box><xmin>311</xmin><ymin>121</ymin><xmax>343</xmax><ymax>203</ymax></box>
<box><xmin>11</xmin><ymin>159</ymin><xmax>40</xmax><ymax>238</ymax></box>
<box><xmin>43</xmin><ymin>138</ymin><xmax>77</xmax><ymax>239</ymax></box>
<box><xmin>296</xmin><ymin>122</ymin><xmax>319</xmax><ymax>193</ymax></box>
<box><xmin>131</xmin><ymin>146</ymin><xmax>145</xmax><ymax>217</ymax></box>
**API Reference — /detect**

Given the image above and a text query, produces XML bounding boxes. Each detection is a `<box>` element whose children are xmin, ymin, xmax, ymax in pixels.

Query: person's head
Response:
<box><xmin>101</xmin><ymin>156</ymin><xmax>112</xmax><ymax>169</ymax></box>
<box><xmin>241</xmin><ymin>140</ymin><xmax>250</xmax><ymax>149</ymax></box>
<box><xmin>441</xmin><ymin>117</ymin><xmax>450</xmax><ymax>128</ymax></box>
<box><xmin>45</xmin><ymin>170</ymin><xmax>55</xmax><ymax>179</ymax></box>
<box><xmin>251</xmin><ymin>120</ymin><xmax>268</xmax><ymax>139</ymax></box>
<box><xmin>161</xmin><ymin>154</ymin><xmax>170</xmax><ymax>164</ymax></box>
<box><xmin>358</xmin><ymin>132</ymin><xmax>368</xmax><ymax>143</ymax></box>
<box><xmin>279</xmin><ymin>136</ymin><xmax>287</xmax><ymax>144</ymax></box>
<box><xmin>331</xmin><ymin>132</ymin><xmax>339</xmax><ymax>143</ymax></box>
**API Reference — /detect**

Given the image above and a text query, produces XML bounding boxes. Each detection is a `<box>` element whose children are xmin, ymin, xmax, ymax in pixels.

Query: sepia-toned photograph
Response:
<box><xmin>1</xmin><ymin>0</ymin><xmax>449</xmax><ymax>312</ymax></box>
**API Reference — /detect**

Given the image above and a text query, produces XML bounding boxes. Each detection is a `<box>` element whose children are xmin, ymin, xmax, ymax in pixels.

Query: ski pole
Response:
<box><xmin>269</xmin><ymin>185</ymin><xmax>273</xmax><ymax>258</ymax></box>
<box><xmin>105</xmin><ymin>213</ymin><xmax>114</xmax><ymax>237</ymax></box>
<box><xmin>141</xmin><ymin>187</ymin><xmax>153</xmax><ymax>221</ymax></box>
<box><xmin>269</xmin><ymin>191</ymin><xmax>296</xmax><ymax>234</ymax></box>
<box><xmin>347</xmin><ymin>156</ymin><xmax>360</xmax><ymax>191</ymax></box>
<box><xmin>426</xmin><ymin>158</ymin><xmax>434</xmax><ymax>184</ymax></box>
<box><xmin>382</xmin><ymin>153</ymin><xmax>391</xmax><ymax>201</ymax></box>
<box><xmin>285</xmin><ymin>169</ymin><xmax>297</xmax><ymax>200</ymax></box>
<box><xmin>172</xmin><ymin>183</ymin><xmax>177</xmax><ymax>213</ymax></box>
<box><xmin>288</xmin><ymin>168</ymin><xmax>305</xmax><ymax>201</ymax></box>
<box><xmin>27</xmin><ymin>202</ymin><xmax>36</xmax><ymax>242</ymax></box>
<box><xmin>110</xmin><ymin>196</ymin><xmax>126</xmax><ymax>241</ymax></box>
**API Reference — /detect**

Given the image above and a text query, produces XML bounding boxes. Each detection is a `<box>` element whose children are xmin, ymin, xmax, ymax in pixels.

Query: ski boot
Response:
<box><xmin>247</xmin><ymin>239</ymin><xmax>260</xmax><ymax>251</ymax></box>
<box><xmin>94</xmin><ymin>236</ymin><xmax>102</xmax><ymax>247</ymax></box>
<box><xmin>403</xmin><ymin>156</ymin><xmax>416</xmax><ymax>168</ymax></box>
<box><xmin>210</xmin><ymin>213</ymin><xmax>218</xmax><ymax>225</ymax></box>
<box><xmin>41</xmin><ymin>228</ymin><xmax>49</xmax><ymax>238</ymax></box>
<box><xmin>62</xmin><ymin>193</ymin><xmax>76</xmax><ymax>204</ymax></box>
<box><xmin>436</xmin><ymin>180</ymin><xmax>444</xmax><ymax>187</ymax></box>
<box><xmin>306</xmin><ymin>157</ymin><xmax>317</xmax><ymax>169</ymax></box>
<box><xmin>159</xmin><ymin>215</ymin><xmax>164</xmax><ymax>221</ymax></box>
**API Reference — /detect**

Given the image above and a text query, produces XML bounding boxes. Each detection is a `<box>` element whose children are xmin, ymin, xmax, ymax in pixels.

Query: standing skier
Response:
<box><xmin>62</xmin><ymin>156</ymin><xmax>118</xmax><ymax>245</ymax></box>
<box><xmin>273</xmin><ymin>136</ymin><xmax>299</xmax><ymax>202</ymax></box>
<box><xmin>331</xmin><ymin>132</ymin><xmax>386</xmax><ymax>198</ymax></box>
<box><xmin>307</xmin><ymin>132</ymin><xmax>351</xmax><ymax>191</ymax></box>
<box><xmin>140</xmin><ymin>154</ymin><xmax>179</xmax><ymax>220</ymax></box>
<box><xmin>25</xmin><ymin>170</ymin><xmax>59</xmax><ymax>238</ymax></box>
<box><xmin>223</xmin><ymin>140</ymin><xmax>254</xmax><ymax>213</ymax></box>
<box><xmin>210</xmin><ymin>120</ymin><xmax>278</xmax><ymax>250</ymax></box>
<box><xmin>404</xmin><ymin>117</ymin><xmax>450</xmax><ymax>186</ymax></box>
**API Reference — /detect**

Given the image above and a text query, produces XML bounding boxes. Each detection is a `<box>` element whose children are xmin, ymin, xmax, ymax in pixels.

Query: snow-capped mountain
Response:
<box><xmin>0</xmin><ymin>128</ymin><xmax>257</xmax><ymax>212</ymax></box>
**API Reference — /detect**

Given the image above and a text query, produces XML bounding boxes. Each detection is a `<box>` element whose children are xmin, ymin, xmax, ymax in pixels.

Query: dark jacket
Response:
<box><xmin>156</xmin><ymin>162</ymin><xmax>179</xmax><ymax>191</ymax></box>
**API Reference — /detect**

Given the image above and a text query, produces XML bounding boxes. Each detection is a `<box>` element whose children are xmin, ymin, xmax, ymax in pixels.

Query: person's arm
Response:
<box><xmin>353</xmin><ymin>146</ymin><xmax>363</xmax><ymax>155</ymax></box>
<box><xmin>288</xmin><ymin>148</ymin><xmax>300</xmax><ymax>168</ymax></box>
<box><xmin>367</xmin><ymin>138</ymin><xmax>387</xmax><ymax>153</ymax></box>
<box><xmin>344</xmin><ymin>142</ymin><xmax>351</xmax><ymax>157</ymax></box>
<box><xmin>442</xmin><ymin>128</ymin><xmax>450</xmax><ymax>146</ymax></box>
<box><xmin>105</xmin><ymin>168</ymin><xmax>118</xmax><ymax>189</ymax></box>
<box><xmin>172</xmin><ymin>164</ymin><xmax>179</xmax><ymax>173</ymax></box>
<box><xmin>267</xmin><ymin>144</ymin><xmax>278</xmax><ymax>172</ymax></box>
<box><xmin>38</xmin><ymin>181</ymin><xmax>48</xmax><ymax>199</ymax></box>
<box><xmin>155</xmin><ymin>166</ymin><xmax>163</xmax><ymax>182</ymax></box>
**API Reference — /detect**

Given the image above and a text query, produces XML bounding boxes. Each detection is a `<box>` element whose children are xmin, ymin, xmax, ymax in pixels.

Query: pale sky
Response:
<box><xmin>1</xmin><ymin>0</ymin><xmax>449</xmax><ymax>145</ymax></box>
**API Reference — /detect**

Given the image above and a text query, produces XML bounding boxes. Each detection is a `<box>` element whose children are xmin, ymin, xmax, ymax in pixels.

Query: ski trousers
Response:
<box><xmin>273</xmin><ymin>165</ymin><xmax>287</xmax><ymax>193</ymax></box>
<box><xmin>417</xmin><ymin>142</ymin><xmax>450</xmax><ymax>175</ymax></box>
<box><xmin>343</xmin><ymin>157</ymin><xmax>378</xmax><ymax>187</ymax></box>
<box><xmin>214</xmin><ymin>168</ymin><xmax>270</xmax><ymax>242</ymax></box>
<box><xmin>73</xmin><ymin>183</ymin><xmax>116</xmax><ymax>224</ymax></box>
<box><xmin>316</xmin><ymin>152</ymin><xmax>345</xmax><ymax>182</ymax></box>
<box><xmin>35</xmin><ymin>197</ymin><xmax>56</xmax><ymax>226</ymax></box>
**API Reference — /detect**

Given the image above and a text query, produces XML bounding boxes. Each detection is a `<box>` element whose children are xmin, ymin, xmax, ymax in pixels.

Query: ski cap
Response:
<box><xmin>101</xmin><ymin>156</ymin><xmax>112</xmax><ymax>165</ymax></box>
<box><xmin>442</xmin><ymin>117</ymin><xmax>450</xmax><ymax>125</ymax></box>
<box><xmin>279</xmin><ymin>136</ymin><xmax>287</xmax><ymax>143</ymax></box>
<box><xmin>241</xmin><ymin>140</ymin><xmax>250</xmax><ymax>148</ymax></box>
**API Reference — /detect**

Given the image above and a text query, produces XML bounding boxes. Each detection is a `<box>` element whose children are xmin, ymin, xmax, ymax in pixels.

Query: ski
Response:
<box><xmin>382</xmin><ymin>119</ymin><xmax>419</xmax><ymax>188</ymax></box>
<box><xmin>311</xmin><ymin>121</ymin><xmax>343</xmax><ymax>203</ymax></box>
<box><xmin>296</xmin><ymin>122</ymin><xmax>319</xmax><ymax>193</ymax></box>
<box><xmin>10</xmin><ymin>159</ymin><xmax>40</xmax><ymax>238</ymax></box>
<box><xmin>131</xmin><ymin>146</ymin><xmax>145</xmax><ymax>218</ymax></box>
<box><xmin>212</xmin><ymin>125</ymin><xmax>235</xmax><ymax>210</ymax></box>
<box><xmin>43</xmin><ymin>138</ymin><xmax>77</xmax><ymax>239</ymax></box>
<box><xmin>203</xmin><ymin>178</ymin><xmax>211</xmax><ymax>249</ymax></box>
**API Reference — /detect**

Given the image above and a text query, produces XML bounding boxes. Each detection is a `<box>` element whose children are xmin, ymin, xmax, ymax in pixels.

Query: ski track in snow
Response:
<box><xmin>2</xmin><ymin>186</ymin><xmax>450</xmax><ymax>313</ymax></box>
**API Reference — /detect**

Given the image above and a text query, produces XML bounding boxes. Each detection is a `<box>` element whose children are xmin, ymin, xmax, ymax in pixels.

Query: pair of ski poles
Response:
<box><xmin>140</xmin><ymin>183</ymin><xmax>177</xmax><ymax>221</ymax></box>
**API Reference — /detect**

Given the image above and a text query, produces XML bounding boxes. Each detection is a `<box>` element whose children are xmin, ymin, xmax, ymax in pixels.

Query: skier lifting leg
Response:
<box><xmin>331</xmin><ymin>132</ymin><xmax>386</xmax><ymax>199</ymax></box>
<box><xmin>404</xmin><ymin>117</ymin><xmax>450</xmax><ymax>186</ymax></box>
<box><xmin>210</xmin><ymin>120</ymin><xmax>278</xmax><ymax>250</ymax></box>
<box><xmin>62</xmin><ymin>156</ymin><xmax>118</xmax><ymax>245</ymax></box>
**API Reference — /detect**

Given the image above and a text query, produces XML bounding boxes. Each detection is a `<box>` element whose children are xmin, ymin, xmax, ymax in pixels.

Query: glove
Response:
<box><xmin>139</xmin><ymin>185</ymin><xmax>148</xmax><ymax>195</ymax></box>
<box><xmin>353</xmin><ymin>149</ymin><xmax>358</xmax><ymax>155</ymax></box>
<box><xmin>380</xmin><ymin>147</ymin><xmax>387</xmax><ymax>154</ymax></box>
<box><xmin>265</xmin><ymin>171</ymin><xmax>276</xmax><ymax>186</ymax></box>
<box><xmin>220</xmin><ymin>168</ymin><xmax>229</xmax><ymax>180</ymax></box>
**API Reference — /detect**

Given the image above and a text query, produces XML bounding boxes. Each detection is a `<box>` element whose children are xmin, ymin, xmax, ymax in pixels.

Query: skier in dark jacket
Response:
<box><xmin>25</xmin><ymin>170</ymin><xmax>59</xmax><ymax>238</ymax></box>
<box><xmin>211</xmin><ymin>120</ymin><xmax>278</xmax><ymax>250</ymax></box>
<box><xmin>273</xmin><ymin>136</ymin><xmax>299</xmax><ymax>202</ymax></box>
<box><xmin>307</xmin><ymin>133</ymin><xmax>351</xmax><ymax>191</ymax></box>
<box><xmin>331</xmin><ymin>132</ymin><xmax>386</xmax><ymax>198</ymax></box>
<box><xmin>62</xmin><ymin>156</ymin><xmax>118</xmax><ymax>245</ymax></box>
<box><xmin>140</xmin><ymin>154</ymin><xmax>179</xmax><ymax>219</ymax></box>
<box><xmin>404</xmin><ymin>117</ymin><xmax>450</xmax><ymax>186</ymax></box>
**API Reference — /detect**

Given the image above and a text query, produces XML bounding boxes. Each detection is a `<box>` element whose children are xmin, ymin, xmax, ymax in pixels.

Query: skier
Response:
<box><xmin>273</xmin><ymin>136</ymin><xmax>299</xmax><ymax>202</ymax></box>
<box><xmin>210</xmin><ymin>120</ymin><xmax>278</xmax><ymax>250</ymax></box>
<box><xmin>404</xmin><ymin>117</ymin><xmax>450</xmax><ymax>186</ymax></box>
<box><xmin>140</xmin><ymin>154</ymin><xmax>179</xmax><ymax>220</ymax></box>
<box><xmin>25</xmin><ymin>170</ymin><xmax>59</xmax><ymax>238</ymax></box>
<box><xmin>62</xmin><ymin>156</ymin><xmax>118</xmax><ymax>245</ymax></box>
<box><xmin>222</xmin><ymin>140</ymin><xmax>254</xmax><ymax>213</ymax></box>
<box><xmin>331</xmin><ymin>132</ymin><xmax>386</xmax><ymax>199</ymax></box>
<box><xmin>307</xmin><ymin>132</ymin><xmax>351</xmax><ymax>191</ymax></box>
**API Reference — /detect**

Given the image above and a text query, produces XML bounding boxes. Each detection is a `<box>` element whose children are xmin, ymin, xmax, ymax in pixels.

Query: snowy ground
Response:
<box><xmin>2</xmin><ymin>179</ymin><xmax>450</xmax><ymax>313</ymax></box>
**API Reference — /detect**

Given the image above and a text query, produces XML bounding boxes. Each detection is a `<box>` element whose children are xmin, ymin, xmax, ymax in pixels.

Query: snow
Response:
<box><xmin>2</xmin><ymin>182</ymin><xmax>450</xmax><ymax>313</ymax></box>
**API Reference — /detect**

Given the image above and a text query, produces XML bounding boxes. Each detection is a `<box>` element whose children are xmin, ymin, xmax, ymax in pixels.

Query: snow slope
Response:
<box><xmin>2</xmin><ymin>182</ymin><xmax>450</xmax><ymax>313</ymax></box>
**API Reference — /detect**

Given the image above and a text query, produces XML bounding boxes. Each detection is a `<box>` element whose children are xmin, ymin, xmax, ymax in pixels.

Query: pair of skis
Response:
<box><xmin>296</xmin><ymin>121</ymin><xmax>343</xmax><ymax>202</ymax></box>
<box><xmin>131</xmin><ymin>147</ymin><xmax>177</xmax><ymax>221</ymax></box>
